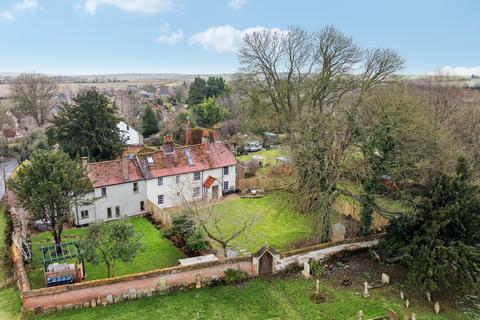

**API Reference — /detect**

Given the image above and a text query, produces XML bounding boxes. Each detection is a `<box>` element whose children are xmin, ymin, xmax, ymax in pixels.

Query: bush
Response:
<box><xmin>309</xmin><ymin>260</ymin><xmax>324</xmax><ymax>278</ymax></box>
<box><xmin>224</xmin><ymin>268</ymin><xmax>249</xmax><ymax>284</ymax></box>
<box><xmin>172</xmin><ymin>214</ymin><xmax>196</xmax><ymax>239</ymax></box>
<box><xmin>186</xmin><ymin>229</ymin><xmax>209</xmax><ymax>252</ymax></box>
<box><xmin>280</xmin><ymin>262</ymin><xmax>302</xmax><ymax>277</ymax></box>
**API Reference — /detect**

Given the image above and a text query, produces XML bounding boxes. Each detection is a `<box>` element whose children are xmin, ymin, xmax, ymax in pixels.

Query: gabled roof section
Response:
<box><xmin>138</xmin><ymin>142</ymin><xmax>237</xmax><ymax>179</ymax></box>
<box><xmin>87</xmin><ymin>158</ymin><xmax>144</xmax><ymax>188</ymax></box>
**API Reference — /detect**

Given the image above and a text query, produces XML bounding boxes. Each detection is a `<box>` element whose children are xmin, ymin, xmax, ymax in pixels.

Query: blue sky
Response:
<box><xmin>1</xmin><ymin>0</ymin><xmax>479</xmax><ymax>75</ymax></box>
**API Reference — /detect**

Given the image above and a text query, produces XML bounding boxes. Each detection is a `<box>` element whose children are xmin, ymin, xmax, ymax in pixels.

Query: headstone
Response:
<box><xmin>331</xmin><ymin>223</ymin><xmax>346</xmax><ymax>242</ymax></box>
<box><xmin>381</xmin><ymin>273</ymin><xmax>390</xmax><ymax>284</ymax></box>
<box><xmin>64</xmin><ymin>304</ymin><xmax>74</xmax><ymax>310</ymax></box>
<box><xmin>400</xmin><ymin>290</ymin><xmax>404</xmax><ymax>300</ymax></box>
<box><xmin>106</xmin><ymin>295</ymin><xmax>114</xmax><ymax>304</ymax></box>
<box><xmin>114</xmin><ymin>295</ymin><xmax>122</xmax><ymax>304</ymax></box>
<box><xmin>405</xmin><ymin>299</ymin><xmax>410</xmax><ymax>308</ymax></box>
<box><xmin>426</xmin><ymin>291</ymin><xmax>431</xmax><ymax>302</ymax></box>
<box><xmin>83</xmin><ymin>302</ymin><xmax>90</xmax><ymax>308</ymax></box>
<box><xmin>196</xmin><ymin>274</ymin><xmax>202</xmax><ymax>289</ymax></box>
<box><xmin>358</xmin><ymin>310</ymin><xmax>364</xmax><ymax>320</ymax></box>
<box><xmin>128</xmin><ymin>289</ymin><xmax>137</xmax><ymax>301</ymax></box>
<box><xmin>315</xmin><ymin>279</ymin><xmax>320</xmax><ymax>295</ymax></box>
<box><xmin>147</xmin><ymin>289</ymin><xmax>153</xmax><ymax>297</ymax></box>
<box><xmin>411</xmin><ymin>312</ymin><xmax>416</xmax><ymax>320</ymax></box>
<box><xmin>156</xmin><ymin>277</ymin><xmax>167</xmax><ymax>292</ymax></box>
<box><xmin>56</xmin><ymin>305</ymin><xmax>64</xmax><ymax>312</ymax></box>
<box><xmin>363</xmin><ymin>282</ymin><xmax>369</xmax><ymax>298</ymax></box>
<box><xmin>90</xmin><ymin>299</ymin><xmax>97</xmax><ymax>308</ymax></box>
<box><xmin>434</xmin><ymin>302</ymin><xmax>440</xmax><ymax>314</ymax></box>
<box><xmin>303</xmin><ymin>262</ymin><xmax>311</xmax><ymax>279</ymax></box>
<box><xmin>388</xmin><ymin>308</ymin><xmax>398</xmax><ymax>320</ymax></box>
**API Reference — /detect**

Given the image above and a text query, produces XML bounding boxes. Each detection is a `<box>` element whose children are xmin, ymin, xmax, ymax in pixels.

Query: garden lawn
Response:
<box><xmin>0</xmin><ymin>201</ymin><xmax>8</xmax><ymax>284</ymax></box>
<box><xmin>38</xmin><ymin>278</ymin><xmax>468</xmax><ymax>320</ymax></box>
<box><xmin>202</xmin><ymin>192</ymin><xmax>311</xmax><ymax>253</ymax></box>
<box><xmin>236</xmin><ymin>148</ymin><xmax>282</xmax><ymax>166</ymax></box>
<box><xmin>27</xmin><ymin>217</ymin><xmax>186</xmax><ymax>289</ymax></box>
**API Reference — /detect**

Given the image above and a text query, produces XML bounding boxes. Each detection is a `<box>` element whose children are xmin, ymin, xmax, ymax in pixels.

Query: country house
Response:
<box><xmin>74</xmin><ymin>137</ymin><xmax>237</xmax><ymax>225</ymax></box>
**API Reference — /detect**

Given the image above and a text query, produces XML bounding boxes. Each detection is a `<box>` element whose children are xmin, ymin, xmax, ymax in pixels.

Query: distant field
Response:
<box><xmin>0</xmin><ymin>80</ymin><xmax>184</xmax><ymax>98</ymax></box>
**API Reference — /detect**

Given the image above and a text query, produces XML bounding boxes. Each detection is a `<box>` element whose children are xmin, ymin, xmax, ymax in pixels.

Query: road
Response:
<box><xmin>0</xmin><ymin>158</ymin><xmax>18</xmax><ymax>200</ymax></box>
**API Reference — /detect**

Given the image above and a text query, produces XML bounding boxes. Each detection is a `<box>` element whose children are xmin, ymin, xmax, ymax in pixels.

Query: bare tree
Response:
<box><xmin>237</xmin><ymin>25</ymin><xmax>405</xmax><ymax>239</ymax></box>
<box><xmin>176</xmin><ymin>182</ymin><xmax>257</xmax><ymax>257</ymax></box>
<box><xmin>10</xmin><ymin>73</ymin><xmax>58</xmax><ymax>127</ymax></box>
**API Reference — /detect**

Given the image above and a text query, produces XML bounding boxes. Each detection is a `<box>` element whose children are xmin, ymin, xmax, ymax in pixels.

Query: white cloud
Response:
<box><xmin>228</xmin><ymin>0</ymin><xmax>246</xmax><ymax>10</ymax></box>
<box><xmin>189</xmin><ymin>25</ymin><xmax>284</xmax><ymax>53</ymax></box>
<box><xmin>0</xmin><ymin>10</ymin><xmax>14</xmax><ymax>21</ymax></box>
<box><xmin>13</xmin><ymin>0</ymin><xmax>40</xmax><ymax>11</ymax></box>
<box><xmin>437</xmin><ymin>66</ymin><xmax>480</xmax><ymax>76</ymax></box>
<box><xmin>1</xmin><ymin>0</ymin><xmax>41</xmax><ymax>22</ymax></box>
<box><xmin>83</xmin><ymin>0</ymin><xmax>176</xmax><ymax>14</ymax></box>
<box><xmin>155</xmin><ymin>23</ymin><xmax>183</xmax><ymax>44</ymax></box>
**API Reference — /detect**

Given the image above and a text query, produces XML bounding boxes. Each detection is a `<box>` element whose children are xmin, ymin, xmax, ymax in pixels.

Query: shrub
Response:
<box><xmin>186</xmin><ymin>229</ymin><xmax>209</xmax><ymax>252</ymax></box>
<box><xmin>309</xmin><ymin>260</ymin><xmax>324</xmax><ymax>278</ymax></box>
<box><xmin>224</xmin><ymin>268</ymin><xmax>249</xmax><ymax>284</ymax></box>
<box><xmin>172</xmin><ymin>214</ymin><xmax>196</xmax><ymax>239</ymax></box>
<box><xmin>280</xmin><ymin>262</ymin><xmax>302</xmax><ymax>277</ymax></box>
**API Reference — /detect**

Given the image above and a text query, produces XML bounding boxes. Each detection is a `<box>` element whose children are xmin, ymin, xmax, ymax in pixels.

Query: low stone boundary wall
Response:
<box><xmin>275</xmin><ymin>235</ymin><xmax>382</xmax><ymax>271</ymax></box>
<box><xmin>23</xmin><ymin>256</ymin><xmax>254</xmax><ymax>314</ymax></box>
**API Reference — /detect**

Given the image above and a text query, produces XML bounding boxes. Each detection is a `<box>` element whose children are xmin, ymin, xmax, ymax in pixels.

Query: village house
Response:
<box><xmin>74</xmin><ymin>136</ymin><xmax>237</xmax><ymax>225</ymax></box>
<box><xmin>117</xmin><ymin>120</ymin><xmax>142</xmax><ymax>145</ymax></box>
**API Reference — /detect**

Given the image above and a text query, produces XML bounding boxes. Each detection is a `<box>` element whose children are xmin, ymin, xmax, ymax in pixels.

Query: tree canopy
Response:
<box><xmin>48</xmin><ymin>88</ymin><xmax>124</xmax><ymax>161</ymax></box>
<box><xmin>141</xmin><ymin>106</ymin><xmax>160</xmax><ymax>138</ymax></box>
<box><xmin>382</xmin><ymin>158</ymin><xmax>480</xmax><ymax>293</ymax></box>
<box><xmin>190</xmin><ymin>97</ymin><xmax>227</xmax><ymax>128</ymax></box>
<box><xmin>9</xmin><ymin>150</ymin><xmax>92</xmax><ymax>246</ymax></box>
<box><xmin>10</xmin><ymin>73</ymin><xmax>58</xmax><ymax>127</ymax></box>
<box><xmin>78</xmin><ymin>219</ymin><xmax>144</xmax><ymax>278</ymax></box>
<box><xmin>187</xmin><ymin>76</ymin><xmax>228</xmax><ymax>105</ymax></box>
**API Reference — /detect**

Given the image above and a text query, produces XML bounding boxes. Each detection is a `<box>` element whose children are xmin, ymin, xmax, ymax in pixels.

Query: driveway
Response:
<box><xmin>0</xmin><ymin>158</ymin><xmax>18</xmax><ymax>200</ymax></box>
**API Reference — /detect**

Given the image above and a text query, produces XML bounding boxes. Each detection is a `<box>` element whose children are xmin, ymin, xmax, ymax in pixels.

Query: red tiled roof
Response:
<box><xmin>87</xmin><ymin>158</ymin><xmax>143</xmax><ymax>188</ymax></box>
<box><xmin>138</xmin><ymin>142</ymin><xmax>237</xmax><ymax>179</ymax></box>
<box><xmin>2</xmin><ymin>128</ymin><xmax>16</xmax><ymax>138</ymax></box>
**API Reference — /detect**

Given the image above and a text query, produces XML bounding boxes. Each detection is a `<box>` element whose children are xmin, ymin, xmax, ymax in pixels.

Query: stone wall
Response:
<box><xmin>22</xmin><ymin>256</ymin><xmax>254</xmax><ymax>314</ymax></box>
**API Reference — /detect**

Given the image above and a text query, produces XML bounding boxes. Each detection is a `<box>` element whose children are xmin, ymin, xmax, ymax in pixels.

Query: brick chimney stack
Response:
<box><xmin>185</xmin><ymin>127</ymin><xmax>192</xmax><ymax>146</ymax></box>
<box><xmin>122</xmin><ymin>156</ymin><xmax>129</xmax><ymax>181</ymax></box>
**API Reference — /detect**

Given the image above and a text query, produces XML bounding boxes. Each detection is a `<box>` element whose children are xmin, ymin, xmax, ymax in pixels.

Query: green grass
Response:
<box><xmin>38</xmin><ymin>278</ymin><xmax>468</xmax><ymax>320</ymax></box>
<box><xmin>237</xmin><ymin>149</ymin><xmax>283</xmax><ymax>166</ymax></box>
<box><xmin>0</xmin><ymin>287</ymin><xmax>22</xmax><ymax>320</ymax></box>
<box><xmin>27</xmin><ymin>217</ymin><xmax>186</xmax><ymax>289</ymax></box>
<box><xmin>203</xmin><ymin>192</ymin><xmax>311</xmax><ymax>253</ymax></box>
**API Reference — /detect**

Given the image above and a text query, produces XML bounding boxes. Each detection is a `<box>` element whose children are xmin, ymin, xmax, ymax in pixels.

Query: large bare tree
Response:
<box><xmin>10</xmin><ymin>73</ymin><xmax>58</xmax><ymax>127</ymax></box>
<box><xmin>237</xmin><ymin>26</ymin><xmax>405</xmax><ymax>240</ymax></box>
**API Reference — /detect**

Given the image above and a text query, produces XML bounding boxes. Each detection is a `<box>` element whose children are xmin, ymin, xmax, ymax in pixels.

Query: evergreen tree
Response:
<box><xmin>49</xmin><ymin>88</ymin><xmax>124</xmax><ymax>161</ymax></box>
<box><xmin>205</xmin><ymin>76</ymin><xmax>227</xmax><ymax>98</ymax></box>
<box><xmin>187</xmin><ymin>76</ymin><xmax>207</xmax><ymax>105</ymax></box>
<box><xmin>382</xmin><ymin>157</ymin><xmax>480</xmax><ymax>292</ymax></box>
<box><xmin>141</xmin><ymin>106</ymin><xmax>160</xmax><ymax>138</ymax></box>
<box><xmin>190</xmin><ymin>97</ymin><xmax>227</xmax><ymax>128</ymax></box>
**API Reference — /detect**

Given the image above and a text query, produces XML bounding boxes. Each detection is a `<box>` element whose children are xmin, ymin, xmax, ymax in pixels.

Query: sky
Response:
<box><xmin>0</xmin><ymin>0</ymin><xmax>479</xmax><ymax>76</ymax></box>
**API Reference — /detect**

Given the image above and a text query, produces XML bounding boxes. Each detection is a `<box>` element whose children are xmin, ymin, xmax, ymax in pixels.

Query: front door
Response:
<box><xmin>258</xmin><ymin>252</ymin><xmax>274</xmax><ymax>276</ymax></box>
<box><xmin>212</xmin><ymin>185</ymin><xmax>219</xmax><ymax>199</ymax></box>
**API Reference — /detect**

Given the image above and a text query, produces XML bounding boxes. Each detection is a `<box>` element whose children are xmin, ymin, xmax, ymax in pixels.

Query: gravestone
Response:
<box><xmin>426</xmin><ymin>291</ymin><xmax>431</xmax><ymax>302</ymax></box>
<box><xmin>128</xmin><ymin>289</ymin><xmax>137</xmax><ymax>300</ymax></box>
<box><xmin>331</xmin><ymin>223</ymin><xmax>346</xmax><ymax>242</ymax></box>
<box><xmin>156</xmin><ymin>277</ymin><xmax>167</xmax><ymax>292</ymax></box>
<box><xmin>363</xmin><ymin>282</ymin><xmax>369</xmax><ymax>298</ymax></box>
<box><xmin>302</xmin><ymin>262</ymin><xmax>311</xmax><ymax>279</ymax></box>
<box><xmin>400</xmin><ymin>290</ymin><xmax>404</xmax><ymax>300</ymax></box>
<box><xmin>411</xmin><ymin>312</ymin><xmax>416</xmax><ymax>320</ymax></box>
<box><xmin>381</xmin><ymin>273</ymin><xmax>390</xmax><ymax>284</ymax></box>
<box><xmin>405</xmin><ymin>299</ymin><xmax>410</xmax><ymax>308</ymax></box>
<box><xmin>358</xmin><ymin>310</ymin><xmax>364</xmax><ymax>320</ymax></box>
<box><xmin>106</xmin><ymin>295</ymin><xmax>114</xmax><ymax>304</ymax></box>
<box><xmin>434</xmin><ymin>302</ymin><xmax>440</xmax><ymax>314</ymax></box>
<box><xmin>196</xmin><ymin>274</ymin><xmax>202</xmax><ymax>289</ymax></box>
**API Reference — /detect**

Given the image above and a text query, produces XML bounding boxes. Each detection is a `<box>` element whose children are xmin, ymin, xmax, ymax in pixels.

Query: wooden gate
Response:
<box><xmin>258</xmin><ymin>251</ymin><xmax>274</xmax><ymax>275</ymax></box>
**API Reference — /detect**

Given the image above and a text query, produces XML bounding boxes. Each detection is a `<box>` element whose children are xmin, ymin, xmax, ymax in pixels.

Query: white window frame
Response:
<box><xmin>115</xmin><ymin>206</ymin><xmax>120</xmax><ymax>217</ymax></box>
<box><xmin>176</xmin><ymin>175</ymin><xmax>180</xmax><ymax>184</ymax></box>
<box><xmin>193</xmin><ymin>186</ymin><xmax>201</xmax><ymax>198</ymax></box>
<box><xmin>133</xmin><ymin>182</ymin><xmax>139</xmax><ymax>192</ymax></box>
<box><xmin>223</xmin><ymin>181</ymin><xmax>229</xmax><ymax>191</ymax></box>
<box><xmin>107</xmin><ymin>207</ymin><xmax>112</xmax><ymax>219</ymax></box>
<box><xmin>101</xmin><ymin>187</ymin><xmax>107</xmax><ymax>197</ymax></box>
<box><xmin>158</xmin><ymin>194</ymin><xmax>165</xmax><ymax>205</ymax></box>
<box><xmin>81</xmin><ymin>210</ymin><xmax>89</xmax><ymax>219</ymax></box>
<box><xmin>158</xmin><ymin>177</ymin><xmax>163</xmax><ymax>186</ymax></box>
<box><xmin>193</xmin><ymin>172</ymin><xmax>201</xmax><ymax>181</ymax></box>
<box><xmin>223</xmin><ymin>166</ymin><xmax>229</xmax><ymax>175</ymax></box>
